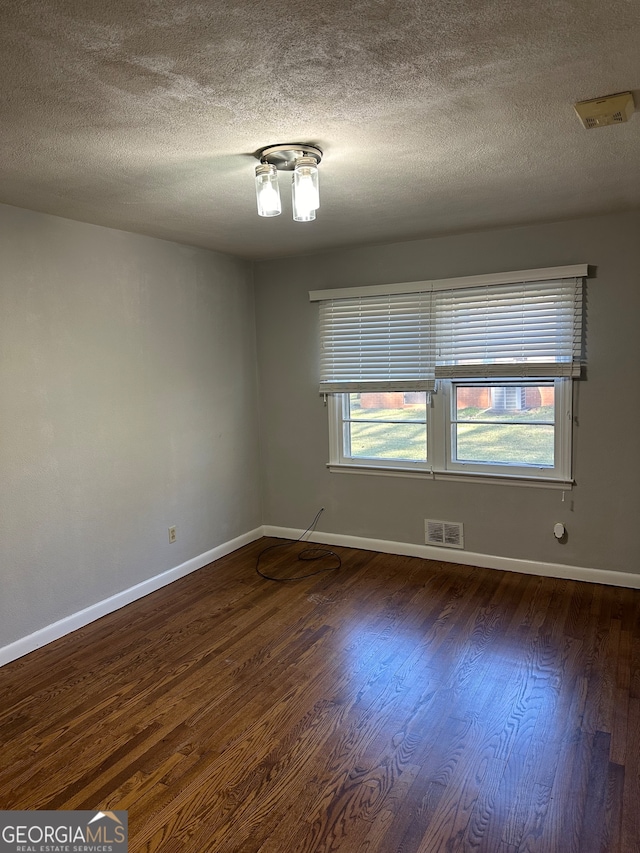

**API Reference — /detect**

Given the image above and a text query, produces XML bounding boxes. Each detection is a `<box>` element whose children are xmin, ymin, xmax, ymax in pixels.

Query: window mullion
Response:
<box><xmin>555</xmin><ymin>378</ymin><xmax>572</xmax><ymax>480</ymax></box>
<box><xmin>429</xmin><ymin>384</ymin><xmax>447</xmax><ymax>473</ymax></box>
<box><xmin>327</xmin><ymin>394</ymin><xmax>343</xmax><ymax>465</ymax></box>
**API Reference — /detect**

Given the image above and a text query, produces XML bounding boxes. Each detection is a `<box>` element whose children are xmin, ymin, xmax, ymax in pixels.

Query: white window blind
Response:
<box><xmin>435</xmin><ymin>277</ymin><xmax>583</xmax><ymax>378</ymax></box>
<box><xmin>317</xmin><ymin>291</ymin><xmax>435</xmax><ymax>392</ymax></box>
<box><xmin>312</xmin><ymin>265</ymin><xmax>586</xmax><ymax>392</ymax></box>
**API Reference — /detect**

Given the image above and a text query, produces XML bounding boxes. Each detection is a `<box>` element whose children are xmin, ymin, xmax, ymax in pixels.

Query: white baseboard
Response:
<box><xmin>263</xmin><ymin>525</ymin><xmax>640</xmax><ymax>590</ymax></box>
<box><xmin>0</xmin><ymin>527</ymin><xmax>264</xmax><ymax>668</ymax></box>
<box><xmin>3</xmin><ymin>523</ymin><xmax>638</xmax><ymax>669</ymax></box>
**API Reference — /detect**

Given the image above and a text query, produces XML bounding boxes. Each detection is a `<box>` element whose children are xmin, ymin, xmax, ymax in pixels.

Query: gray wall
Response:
<box><xmin>254</xmin><ymin>210</ymin><xmax>640</xmax><ymax>576</ymax></box>
<box><xmin>0</xmin><ymin>204</ymin><xmax>261</xmax><ymax>648</ymax></box>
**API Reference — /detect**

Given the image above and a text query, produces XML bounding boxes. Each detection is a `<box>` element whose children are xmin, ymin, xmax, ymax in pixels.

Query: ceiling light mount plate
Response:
<box><xmin>257</xmin><ymin>144</ymin><xmax>323</xmax><ymax>171</ymax></box>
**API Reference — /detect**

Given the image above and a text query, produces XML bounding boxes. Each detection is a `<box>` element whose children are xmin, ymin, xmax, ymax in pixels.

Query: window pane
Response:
<box><xmin>456</xmin><ymin>423</ymin><xmax>554</xmax><ymax>466</ymax></box>
<box><xmin>345</xmin><ymin>392</ymin><xmax>427</xmax><ymax>461</ymax></box>
<box><xmin>453</xmin><ymin>385</ymin><xmax>555</xmax><ymax>466</ymax></box>
<box><xmin>455</xmin><ymin>385</ymin><xmax>554</xmax><ymax>423</ymax></box>
<box><xmin>349</xmin><ymin>392</ymin><xmax>427</xmax><ymax>421</ymax></box>
<box><xmin>350</xmin><ymin>422</ymin><xmax>427</xmax><ymax>461</ymax></box>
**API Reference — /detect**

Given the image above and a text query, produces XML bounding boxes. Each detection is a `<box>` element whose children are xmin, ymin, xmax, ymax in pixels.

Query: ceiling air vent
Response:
<box><xmin>425</xmin><ymin>519</ymin><xmax>464</xmax><ymax>549</ymax></box>
<box><xmin>574</xmin><ymin>92</ymin><xmax>635</xmax><ymax>129</ymax></box>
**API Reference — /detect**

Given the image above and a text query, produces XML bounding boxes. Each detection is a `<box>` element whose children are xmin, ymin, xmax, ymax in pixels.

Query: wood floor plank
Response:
<box><xmin>512</xmin><ymin>782</ymin><xmax>552</xmax><ymax>853</ymax></box>
<box><xmin>602</xmin><ymin>762</ymin><xmax>624</xmax><ymax>853</ymax></box>
<box><xmin>1</xmin><ymin>538</ymin><xmax>639</xmax><ymax>853</ymax></box>
<box><xmin>577</xmin><ymin>730</ymin><xmax>612</xmax><ymax>853</ymax></box>
<box><xmin>621</xmin><ymin>696</ymin><xmax>640</xmax><ymax>852</ymax></box>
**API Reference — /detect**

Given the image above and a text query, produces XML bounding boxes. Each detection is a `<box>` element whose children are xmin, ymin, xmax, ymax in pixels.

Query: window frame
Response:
<box><xmin>330</xmin><ymin>391</ymin><xmax>431</xmax><ymax>472</ymax></box>
<box><xmin>440</xmin><ymin>378</ymin><xmax>572</xmax><ymax>481</ymax></box>
<box><xmin>327</xmin><ymin>378</ymin><xmax>573</xmax><ymax>488</ymax></box>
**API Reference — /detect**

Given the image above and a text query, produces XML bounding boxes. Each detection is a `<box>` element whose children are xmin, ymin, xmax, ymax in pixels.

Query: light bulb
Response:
<box><xmin>255</xmin><ymin>163</ymin><xmax>281</xmax><ymax>217</ymax></box>
<box><xmin>292</xmin><ymin>156</ymin><xmax>319</xmax><ymax>222</ymax></box>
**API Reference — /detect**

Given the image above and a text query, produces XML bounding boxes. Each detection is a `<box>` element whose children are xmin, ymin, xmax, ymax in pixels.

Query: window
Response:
<box><xmin>337</xmin><ymin>391</ymin><xmax>429</xmax><ymax>467</ymax></box>
<box><xmin>329</xmin><ymin>379</ymin><xmax>572</xmax><ymax>483</ymax></box>
<box><xmin>449</xmin><ymin>382</ymin><xmax>558</xmax><ymax>470</ymax></box>
<box><xmin>313</xmin><ymin>265</ymin><xmax>586</xmax><ymax>487</ymax></box>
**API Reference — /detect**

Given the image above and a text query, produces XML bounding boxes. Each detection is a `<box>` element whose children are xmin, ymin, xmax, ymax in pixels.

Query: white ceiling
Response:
<box><xmin>1</xmin><ymin>0</ymin><xmax>639</xmax><ymax>260</ymax></box>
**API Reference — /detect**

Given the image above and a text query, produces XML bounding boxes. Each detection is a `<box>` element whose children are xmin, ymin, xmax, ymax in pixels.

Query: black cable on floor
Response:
<box><xmin>256</xmin><ymin>508</ymin><xmax>342</xmax><ymax>582</ymax></box>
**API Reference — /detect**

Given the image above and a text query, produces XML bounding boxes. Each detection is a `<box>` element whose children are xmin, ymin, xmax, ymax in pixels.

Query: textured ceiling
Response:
<box><xmin>1</xmin><ymin>0</ymin><xmax>639</xmax><ymax>259</ymax></box>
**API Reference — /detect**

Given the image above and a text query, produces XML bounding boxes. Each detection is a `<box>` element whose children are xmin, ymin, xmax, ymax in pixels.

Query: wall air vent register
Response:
<box><xmin>425</xmin><ymin>520</ymin><xmax>464</xmax><ymax>549</ymax></box>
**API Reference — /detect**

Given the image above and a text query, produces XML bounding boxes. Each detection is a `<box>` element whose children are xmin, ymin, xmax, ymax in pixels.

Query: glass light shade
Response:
<box><xmin>255</xmin><ymin>163</ymin><xmax>281</xmax><ymax>217</ymax></box>
<box><xmin>292</xmin><ymin>156</ymin><xmax>319</xmax><ymax>222</ymax></box>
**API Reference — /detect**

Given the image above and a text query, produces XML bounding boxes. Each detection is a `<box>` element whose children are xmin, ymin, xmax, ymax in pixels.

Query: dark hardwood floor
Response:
<box><xmin>1</xmin><ymin>538</ymin><xmax>639</xmax><ymax>852</ymax></box>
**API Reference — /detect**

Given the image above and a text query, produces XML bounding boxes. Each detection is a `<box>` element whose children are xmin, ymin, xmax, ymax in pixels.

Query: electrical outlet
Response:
<box><xmin>168</xmin><ymin>526</ymin><xmax>177</xmax><ymax>543</ymax></box>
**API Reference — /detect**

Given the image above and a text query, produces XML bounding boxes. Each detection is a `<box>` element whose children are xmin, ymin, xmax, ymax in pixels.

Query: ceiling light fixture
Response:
<box><xmin>255</xmin><ymin>144</ymin><xmax>323</xmax><ymax>221</ymax></box>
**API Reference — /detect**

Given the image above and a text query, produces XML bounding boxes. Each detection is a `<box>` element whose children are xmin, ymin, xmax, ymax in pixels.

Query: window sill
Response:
<box><xmin>327</xmin><ymin>462</ymin><xmax>573</xmax><ymax>490</ymax></box>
